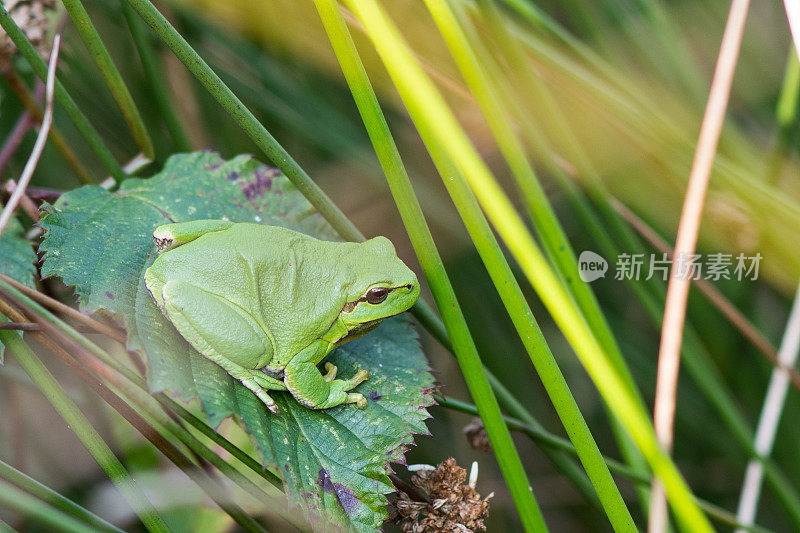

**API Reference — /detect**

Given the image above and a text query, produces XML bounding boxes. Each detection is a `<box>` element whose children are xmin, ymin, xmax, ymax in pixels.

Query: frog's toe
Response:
<box><xmin>322</xmin><ymin>362</ymin><xmax>337</xmax><ymax>382</ymax></box>
<box><xmin>348</xmin><ymin>392</ymin><xmax>367</xmax><ymax>409</ymax></box>
<box><xmin>350</xmin><ymin>368</ymin><xmax>369</xmax><ymax>387</ymax></box>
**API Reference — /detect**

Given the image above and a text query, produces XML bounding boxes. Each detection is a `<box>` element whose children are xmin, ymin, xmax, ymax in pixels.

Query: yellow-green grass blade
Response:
<box><xmin>342</xmin><ymin>0</ymin><xmax>712</xmax><ymax>530</ymax></box>
<box><xmin>312</xmin><ymin>1</ymin><xmax>547</xmax><ymax>529</ymax></box>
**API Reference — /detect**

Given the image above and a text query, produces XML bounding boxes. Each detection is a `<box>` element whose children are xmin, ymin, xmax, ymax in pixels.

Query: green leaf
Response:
<box><xmin>0</xmin><ymin>215</ymin><xmax>37</xmax><ymax>363</ymax></box>
<box><xmin>38</xmin><ymin>151</ymin><xmax>434</xmax><ymax>531</ymax></box>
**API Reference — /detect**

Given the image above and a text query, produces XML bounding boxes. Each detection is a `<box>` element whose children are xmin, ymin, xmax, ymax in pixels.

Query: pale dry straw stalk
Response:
<box><xmin>649</xmin><ymin>1</ymin><xmax>751</xmax><ymax>531</ymax></box>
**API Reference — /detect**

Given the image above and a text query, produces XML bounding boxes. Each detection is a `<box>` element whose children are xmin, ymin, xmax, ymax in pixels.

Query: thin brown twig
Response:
<box><xmin>2</xmin><ymin>70</ymin><xmax>92</xmax><ymax>185</ymax></box>
<box><xmin>0</xmin><ymin>35</ymin><xmax>60</xmax><ymax>239</ymax></box>
<box><xmin>0</xmin><ymin>322</ymin><xmax>40</xmax><ymax>331</ymax></box>
<box><xmin>0</xmin><ymin>321</ymin><xmax>112</xmax><ymax>336</ymax></box>
<box><xmin>3</xmin><ymin>179</ymin><xmax>40</xmax><ymax>222</ymax></box>
<box><xmin>608</xmin><ymin>198</ymin><xmax>800</xmax><ymax>391</ymax></box>
<box><xmin>20</xmin><ymin>186</ymin><xmax>64</xmax><ymax>202</ymax></box>
<box><xmin>650</xmin><ymin>0</ymin><xmax>751</xmax><ymax>530</ymax></box>
<box><xmin>0</xmin><ymin>274</ymin><xmax>128</xmax><ymax>345</ymax></box>
<box><xmin>0</xmin><ymin>105</ymin><xmax>38</xmax><ymax>176</ymax></box>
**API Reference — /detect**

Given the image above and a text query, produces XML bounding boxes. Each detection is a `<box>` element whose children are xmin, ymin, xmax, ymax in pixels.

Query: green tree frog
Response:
<box><xmin>144</xmin><ymin>219</ymin><xmax>420</xmax><ymax>413</ymax></box>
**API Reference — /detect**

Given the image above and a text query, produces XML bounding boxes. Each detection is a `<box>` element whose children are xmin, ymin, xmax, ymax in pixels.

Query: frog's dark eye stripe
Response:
<box><xmin>342</xmin><ymin>285</ymin><xmax>413</xmax><ymax>313</ymax></box>
<box><xmin>365</xmin><ymin>287</ymin><xmax>390</xmax><ymax>304</ymax></box>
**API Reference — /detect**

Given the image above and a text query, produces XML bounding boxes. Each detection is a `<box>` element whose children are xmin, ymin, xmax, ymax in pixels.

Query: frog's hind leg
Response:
<box><xmin>211</xmin><ymin>357</ymin><xmax>282</xmax><ymax>414</ymax></box>
<box><xmin>160</xmin><ymin>279</ymin><xmax>282</xmax><ymax>413</ymax></box>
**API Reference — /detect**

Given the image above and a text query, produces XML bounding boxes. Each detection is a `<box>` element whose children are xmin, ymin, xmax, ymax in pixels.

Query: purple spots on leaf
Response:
<box><xmin>242</xmin><ymin>167</ymin><xmax>280</xmax><ymax>199</ymax></box>
<box><xmin>226</xmin><ymin>171</ymin><xmax>239</xmax><ymax>181</ymax></box>
<box><xmin>317</xmin><ymin>469</ymin><xmax>359</xmax><ymax>515</ymax></box>
<box><xmin>105</xmin><ymin>291</ymin><xmax>115</xmax><ymax>300</ymax></box>
<box><xmin>367</xmin><ymin>391</ymin><xmax>382</xmax><ymax>401</ymax></box>
<box><xmin>317</xmin><ymin>468</ymin><xmax>332</xmax><ymax>492</ymax></box>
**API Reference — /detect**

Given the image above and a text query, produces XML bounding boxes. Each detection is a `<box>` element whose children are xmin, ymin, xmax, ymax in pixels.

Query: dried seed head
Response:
<box><xmin>463</xmin><ymin>417</ymin><xmax>491</xmax><ymax>453</ymax></box>
<box><xmin>0</xmin><ymin>0</ymin><xmax>56</xmax><ymax>71</ymax></box>
<box><xmin>389</xmin><ymin>457</ymin><xmax>493</xmax><ymax>532</ymax></box>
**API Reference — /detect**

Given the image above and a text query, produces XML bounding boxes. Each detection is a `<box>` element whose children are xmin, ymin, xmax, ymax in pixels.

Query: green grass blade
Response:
<box><xmin>319</xmin><ymin>0</ymin><xmax>633</xmax><ymax>527</ymax></box>
<box><xmin>0</xmin><ymin>459</ymin><xmax>123</xmax><ymax>533</ymax></box>
<box><xmin>0</xmin><ymin>4</ymin><xmax>124</xmax><ymax>182</ymax></box>
<box><xmin>341</xmin><ymin>0</ymin><xmax>712</xmax><ymax>530</ymax></box>
<box><xmin>61</xmin><ymin>0</ymin><xmax>154</xmax><ymax>158</ymax></box>
<box><xmin>413</xmin><ymin>301</ymin><xmax>602</xmax><ymax>506</ymax></box>
<box><xmin>312</xmin><ymin>1</ymin><xmax>547</xmax><ymax>529</ymax></box>
<box><xmin>121</xmin><ymin>1</ymin><xmax>192</xmax><ymax>153</ymax></box>
<box><xmin>0</xmin><ymin>322</ymin><xmax>169</xmax><ymax>533</ymax></box>
<box><xmin>472</xmin><ymin>0</ymin><xmax>637</xmax><ymax>393</ymax></box>
<box><xmin>0</xmin><ymin>480</ymin><xmax>100</xmax><ymax>533</ymax></box>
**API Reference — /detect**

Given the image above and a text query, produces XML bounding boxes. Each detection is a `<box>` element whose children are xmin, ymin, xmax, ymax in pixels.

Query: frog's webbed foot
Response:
<box><xmin>284</xmin><ymin>344</ymin><xmax>371</xmax><ymax>410</ymax></box>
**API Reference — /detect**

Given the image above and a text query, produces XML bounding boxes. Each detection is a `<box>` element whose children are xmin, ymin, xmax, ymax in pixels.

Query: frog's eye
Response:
<box><xmin>365</xmin><ymin>287</ymin><xmax>390</xmax><ymax>304</ymax></box>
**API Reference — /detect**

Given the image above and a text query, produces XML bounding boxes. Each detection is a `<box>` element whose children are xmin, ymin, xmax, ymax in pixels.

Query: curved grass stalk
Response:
<box><xmin>0</xmin><ymin>281</ymin><xmax>302</xmax><ymax>530</ymax></box>
<box><xmin>0</xmin><ymin>319</ymin><xmax>169</xmax><ymax>533</ymax></box>
<box><xmin>341</xmin><ymin>0</ymin><xmax>712</xmax><ymax>530</ymax></box>
<box><xmin>651</xmin><ymin>2</ymin><xmax>750</xmax><ymax>528</ymax></box>
<box><xmin>0</xmin><ymin>4</ymin><xmax>125</xmax><ymax>182</ymax></box>
<box><xmin>0</xmin><ymin>278</ymin><xmax>283</xmax><ymax>492</ymax></box>
<box><xmin>0</xmin><ymin>480</ymin><xmax>100</xmax><ymax>533</ymax></box>
<box><xmin>311</xmin><ymin>2</ymin><xmax>546</xmax><ymax>529</ymax></box>
<box><xmin>0</xmin><ymin>34</ymin><xmax>58</xmax><ymax>240</ymax></box>
<box><xmin>0</xmin><ymin>459</ymin><xmax>123</xmax><ymax>533</ymax></box>
<box><xmin>60</xmin><ymin>0</ymin><xmax>154</xmax><ymax>159</ymax></box>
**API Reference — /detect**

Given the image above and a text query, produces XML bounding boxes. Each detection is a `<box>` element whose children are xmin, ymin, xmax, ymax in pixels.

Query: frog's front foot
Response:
<box><xmin>284</xmin><ymin>358</ymin><xmax>371</xmax><ymax>410</ymax></box>
<box><xmin>346</xmin><ymin>368</ymin><xmax>370</xmax><ymax>389</ymax></box>
<box><xmin>334</xmin><ymin>368</ymin><xmax>370</xmax><ymax>409</ymax></box>
<box><xmin>346</xmin><ymin>393</ymin><xmax>367</xmax><ymax>409</ymax></box>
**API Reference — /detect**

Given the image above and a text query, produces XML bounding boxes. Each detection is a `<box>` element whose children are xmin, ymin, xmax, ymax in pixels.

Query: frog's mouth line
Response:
<box><xmin>338</xmin><ymin>318</ymin><xmax>382</xmax><ymax>345</ymax></box>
